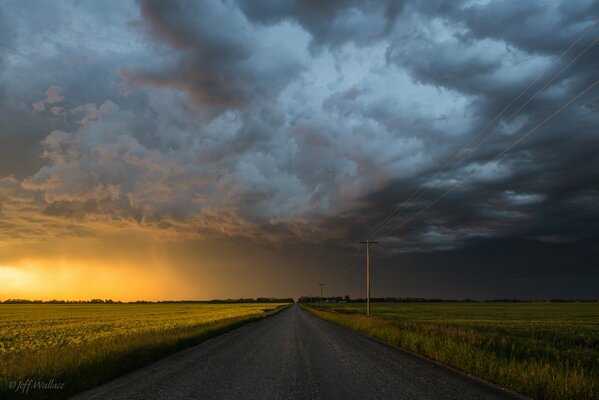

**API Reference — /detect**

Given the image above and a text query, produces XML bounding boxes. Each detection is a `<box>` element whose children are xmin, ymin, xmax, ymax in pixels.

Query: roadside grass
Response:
<box><xmin>0</xmin><ymin>303</ymin><xmax>289</xmax><ymax>399</ymax></box>
<box><xmin>302</xmin><ymin>302</ymin><xmax>599</xmax><ymax>400</ymax></box>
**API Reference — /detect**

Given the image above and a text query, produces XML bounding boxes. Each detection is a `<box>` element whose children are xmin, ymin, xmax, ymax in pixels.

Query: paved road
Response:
<box><xmin>73</xmin><ymin>304</ymin><xmax>525</xmax><ymax>400</ymax></box>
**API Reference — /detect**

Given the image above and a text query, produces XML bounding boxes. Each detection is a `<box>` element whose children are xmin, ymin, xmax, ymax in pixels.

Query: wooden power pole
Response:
<box><xmin>317</xmin><ymin>283</ymin><xmax>325</xmax><ymax>303</ymax></box>
<box><xmin>358</xmin><ymin>240</ymin><xmax>378</xmax><ymax>316</ymax></box>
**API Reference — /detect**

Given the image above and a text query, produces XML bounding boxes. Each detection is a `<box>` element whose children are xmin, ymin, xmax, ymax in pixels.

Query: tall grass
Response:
<box><xmin>303</xmin><ymin>302</ymin><xmax>599</xmax><ymax>400</ymax></box>
<box><xmin>0</xmin><ymin>303</ymin><xmax>289</xmax><ymax>399</ymax></box>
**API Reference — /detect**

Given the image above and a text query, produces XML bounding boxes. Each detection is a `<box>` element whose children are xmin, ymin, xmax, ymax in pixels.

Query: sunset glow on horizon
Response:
<box><xmin>0</xmin><ymin>257</ymin><xmax>198</xmax><ymax>302</ymax></box>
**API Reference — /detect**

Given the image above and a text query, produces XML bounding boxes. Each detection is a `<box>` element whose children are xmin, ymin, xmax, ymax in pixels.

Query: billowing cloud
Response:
<box><xmin>119</xmin><ymin>0</ymin><xmax>305</xmax><ymax>113</ymax></box>
<box><xmin>0</xmin><ymin>0</ymin><xmax>598</xmax><ymax>299</ymax></box>
<box><xmin>235</xmin><ymin>0</ymin><xmax>404</xmax><ymax>51</ymax></box>
<box><xmin>32</xmin><ymin>85</ymin><xmax>65</xmax><ymax>112</ymax></box>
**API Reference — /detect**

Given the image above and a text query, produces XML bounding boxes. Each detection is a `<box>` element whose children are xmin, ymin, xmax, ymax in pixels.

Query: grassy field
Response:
<box><xmin>0</xmin><ymin>302</ymin><xmax>289</xmax><ymax>399</ymax></box>
<box><xmin>303</xmin><ymin>302</ymin><xmax>599</xmax><ymax>400</ymax></box>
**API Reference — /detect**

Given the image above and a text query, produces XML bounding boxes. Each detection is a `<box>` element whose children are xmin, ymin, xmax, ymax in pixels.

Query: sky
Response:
<box><xmin>0</xmin><ymin>0</ymin><xmax>598</xmax><ymax>301</ymax></box>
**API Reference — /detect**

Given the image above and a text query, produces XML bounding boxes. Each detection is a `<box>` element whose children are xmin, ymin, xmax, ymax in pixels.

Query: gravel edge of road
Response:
<box><xmin>300</xmin><ymin>305</ymin><xmax>531</xmax><ymax>400</ymax></box>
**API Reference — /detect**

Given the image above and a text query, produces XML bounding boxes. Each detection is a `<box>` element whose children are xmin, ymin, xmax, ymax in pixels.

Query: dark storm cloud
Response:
<box><xmin>120</xmin><ymin>0</ymin><xmax>304</xmax><ymax>112</ymax></box>
<box><xmin>459</xmin><ymin>0</ymin><xmax>599</xmax><ymax>55</ymax></box>
<box><xmin>366</xmin><ymin>237</ymin><xmax>599</xmax><ymax>300</ymax></box>
<box><xmin>0</xmin><ymin>0</ymin><xmax>598</xmax><ymax>298</ymax></box>
<box><xmin>355</xmin><ymin>1</ymin><xmax>599</xmax><ymax>261</ymax></box>
<box><xmin>0</xmin><ymin>1</ymin><xmax>158</xmax><ymax>178</ymax></box>
<box><xmin>235</xmin><ymin>0</ymin><xmax>404</xmax><ymax>51</ymax></box>
<box><xmin>0</xmin><ymin>7</ymin><xmax>14</xmax><ymax>57</ymax></box>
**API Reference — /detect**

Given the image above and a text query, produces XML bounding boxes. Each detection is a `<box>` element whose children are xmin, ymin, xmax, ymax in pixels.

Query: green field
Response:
<box><xmin>303</xmin><ymin>302</ymin><xmax>599</xmax><ymax>400</ymax></box>
<box><xmin>0</xmin><ymin>303</ymin><xmax>288</xmax><ymax>399</ymax></box>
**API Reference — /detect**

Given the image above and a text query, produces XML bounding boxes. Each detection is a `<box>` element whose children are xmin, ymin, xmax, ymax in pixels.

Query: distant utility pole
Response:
<box><xmin>358</xmin><ymin>240</ymin><xmax>378</xmax><ymax>316</ymax></box>
<box><xmin>317</xmin><ymin>283</ymin><xmax>325</xmax><ymax>302</ymax></box>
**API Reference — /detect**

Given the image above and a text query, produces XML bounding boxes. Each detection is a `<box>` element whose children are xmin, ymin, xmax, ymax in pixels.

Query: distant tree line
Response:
<box><xmin>299</xmin><ymin>296</ymin><xmax>351</xmax><ymax>303</ymax></box>
<box><xmin>2</xmin><ymin>299</ymin><xmax>122</xmax><ymax>304</ymax></box>
<box><xmin>297</xmin><ymin>296</ymin><xmax>599</xmax><ymax>303</ymax></box>
<box><xmin>5</xmin><ymin>297</ymin><xmax>597</xmax><ymax>304</ymax></box>
<box><xmin>2</xmin><ymin>297</ymin><xmax>295</xmax><ymax>304</ymax></box>
<box><xmin>157</xmin><ymin>298</ymin><xmax>295</xmax><ymax>304</ymax></box>
<box><xmin>297</xmin><ymin>296</ymin><xmax>454</xmax><ymax>303</ymax></box>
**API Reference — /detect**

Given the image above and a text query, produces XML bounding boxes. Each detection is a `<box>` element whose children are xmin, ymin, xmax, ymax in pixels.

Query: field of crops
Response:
<box><xmin>303</xmin><ymin>302</ymin><xmax>599</xmax><ymax>400</ymax></box>
<box><xmin>0</xmin><ymin>303</ymin><xmax>288</xmax><ymax>399</ymax></box>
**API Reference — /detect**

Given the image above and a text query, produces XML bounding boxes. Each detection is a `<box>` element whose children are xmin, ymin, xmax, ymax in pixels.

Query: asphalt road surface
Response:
<box><xmin>73</xmin><ymin>304</ymin><xmax>526</xmax><ymax>400</ymax></box>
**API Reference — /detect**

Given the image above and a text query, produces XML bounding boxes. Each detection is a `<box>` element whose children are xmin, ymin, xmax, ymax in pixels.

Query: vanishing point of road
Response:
<box><xmin>74</xmin><ymin>304</ymin><xmax>526</xmax><ymax>400</ymax></box>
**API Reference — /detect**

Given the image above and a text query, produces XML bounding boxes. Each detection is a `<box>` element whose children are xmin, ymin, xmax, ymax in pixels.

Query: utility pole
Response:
<box><xmin>358</xmin><ymin>240</ymin><xmax>378</xmax><ymax>316</ymax></box>
<box><xmin>317</xmin><ymin>283</ymin><xmax>325</xmax><ymax>303</ymax></box>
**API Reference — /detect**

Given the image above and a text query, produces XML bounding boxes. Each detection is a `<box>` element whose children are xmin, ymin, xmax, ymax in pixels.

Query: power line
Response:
<box><xmin>324</xmin><ymin>20</ymin><xmax>599</xmax><ymax>295</ymax></box>
<box><xmin>370</xmin><ymin>33</ymin><xmax>599</xmax><ymax>243</ymax></box>
<box><xmin>356</xmin><ymin>21</ymin><xmax>599</xmax><ymax>244</ymax></box>
<box><xmin>382</xmin><ymin>78</ymin><xmax>599</xmax><ymax>240</ymax></box>
<box><xmin>330</xmin><ymin>77</ymin><xmax>598</xmax><ymax>302</ymax></box>
<box><xmin>317</xmin><ymin>282</ymin><xmax>325</xmax><ymax>302</ymax></box>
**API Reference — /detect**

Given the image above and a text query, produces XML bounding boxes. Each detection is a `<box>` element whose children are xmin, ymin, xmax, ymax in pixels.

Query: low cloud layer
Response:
<box><xmin>0</xmin><ymin>0</ymin><xmax>598</xmax><ymax>298</ymax></box>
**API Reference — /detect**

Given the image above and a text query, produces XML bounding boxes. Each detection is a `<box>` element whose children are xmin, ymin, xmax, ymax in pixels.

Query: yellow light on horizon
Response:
<box><xmin>0</xmin><ymin>259</ymin><xmax>198</xmax><ymax>302</ymax></box>
<box><xmin>0</xmin><ymin>266</ymin><xmax>35</xmax><ymax>297</ymax></box>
